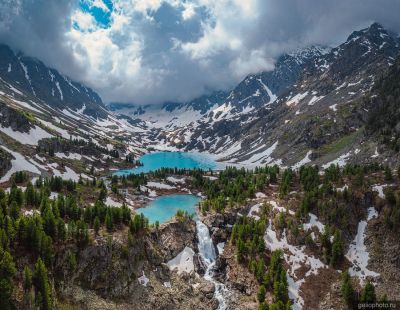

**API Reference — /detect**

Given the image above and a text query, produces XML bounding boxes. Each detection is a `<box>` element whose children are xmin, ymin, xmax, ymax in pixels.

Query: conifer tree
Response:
<box><xmin>384</xmin><ymin>166</ymin><xmax>393</xmax><ymax>181</ymax></box>
<box><xmin>23</xmin><ymin>265</ymin><xmax>33</xmax><ymax>292</ymax></box>
<box><xmin>257</xmin><ymin>284</ymin><xmax>266</xmax><ymax>303</ymax></box>
<box><xmin>105</xmin><ymin>212</ymin><xmax>113</xmax><ymax>232</ymax></box>
<box><xmin>33</xmin><ymin>258</ymin><xmax>52</xmax><ymax>310</ymax></box>
<box><xmin>25</xmin><ymin>182</ymin><xmax>35</xmax><ymax>207</ymax></box>
<box><xmin>23</xmin><ymin>265</ymin><xmax>33</xmax><ymax>308</ymax></box>
<box><xmin>94</xmin><ymin>216</ymin><xmax>100</xmax><ymax>235</ymax></box>
<box><xmin>360</xmin><ymin>281</ymin><xmax>376</xmax><ymax>303</ymax></box>
<box><xmin>341</xmin><ymin>270</ymin><xmax>355</xmax><ymax>305</ymax></box>
<box><xmin>258</xmin><ymin>302</ymin><xmax>268</xmax><ymax>310</ymax></box>
<box><xmin>330</xmin><ymin>230</ymin><xmax>344</xmax><ymax>266</ymax></box>
<box><xmin>0</xmin><ymin>249</ymin><xmax>16</xmax><ymax>310</ymax></box>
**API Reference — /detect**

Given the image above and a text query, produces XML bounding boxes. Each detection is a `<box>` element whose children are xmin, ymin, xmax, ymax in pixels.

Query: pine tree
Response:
<box><xmin>0</xmin><ymin>249</ymin><xmax>16</xmax><ymax>310</ymax></box>
<box><xmin>33</xmin><ymin>258</ymin><xmax>52</xmax><ymax>310</ymax></box>
<box><xmin>384</xmin><ymin>166</ymin><xmax>393</xmax><ymax>181</ymax></box>
<box><xmin>230</xmin><ymin>224</ymin><xmax>238</xmax><ymax>245</ymax></box>
<box><xmin>257</xmin><ymin>284</ymin><xmax>266</xmax><ymax>303</ymax></box>
<box><xmin>105</xmin><ymin>213</ymin><xmax>113</xmax><ymax>232</ymax></box>
<box><xmin>0</xmin><ymin>279</ymin><xmax>13</xmax><ymax>310</ymax></box>
<box><xmin>258</xmin><ymin>302</ymin><xmax>268</xmax><ymax>310</ymax></box>
<box><xmin>321</xmin><ymin>227</ymin><xmax>332</xmax><ymax>263</ymax></box>
<box><xmin>43</xmin><ymin>208</ymin><xmax>56</xmax><ymax>239</ymax></box>
<box><xmin>360</xmin><ymin>281</ymin><xmax>376</xmax><ymax>303</ymax></box>
<box><xmin>330</xmin><ymin>230</ymin><xmax>344</xmax><ymax>266</ymax></box>
<box><xmin>94</xmin><ymin>216</ymin><xmax>100</xmax><ymax>235</ymax></box>
<box><xmin>9</xmin><ymin>201</ymin><xmax>20</xmax><ymax>220</ymax></box>
<box><xmin>23</xmin><ymin>266</ymin><xmax>33</xmax><ymax>291</ymax></box>
<box><xmin>23</xmin><ymin>265</ymin><xmax>34</xmax><ymax>309</ymax></box>
<box><xmin>341</xmin><ymin>270</ymin><xmax>355</xmax><ymax>305</ymax></box>
<box><xmin>67</xmin><ymin>252</ymin><xmax>77</xmax><ymax>272</ymax></box>
<box><xmin>25</xmin><ymin>182</ymin><xmax>35</xmax><ymax>207</ymax></box>
<box><xmin>270</xmin><ymin>300</ymin><xmax>284</xmax><ymax>310</ymax></box>
<box><xmin>40</xmin><ymin>234</ymin><xmax>54</xmax><ymax>266</ymax></box>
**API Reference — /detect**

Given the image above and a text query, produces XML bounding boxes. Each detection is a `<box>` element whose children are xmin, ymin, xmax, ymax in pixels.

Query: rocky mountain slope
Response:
<box><xmin>110</xmin><ymin>46</ymin><xmax>328</xmax><ymax>131</ymax></box>
<box><xmin>0</xmin><ymin>44</ymin><xmax>106</xmax><ymax>119</ymax></box>
<box><xmin>143</xmin><ymin>23</ymin><xmax>400</xmax><ymax>168</ymax></box>
<box><xmin>109</xmin><ymin>90</ymin><xmax>229</xmax><ymax>129</ymax></box>
<box><xmin>0</xmin><ymin>43</ymin><xmax>150</xmax><ymax>186</ymax></box>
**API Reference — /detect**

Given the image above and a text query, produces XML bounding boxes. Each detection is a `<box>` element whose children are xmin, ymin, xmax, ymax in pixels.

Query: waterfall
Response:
<box><xmin>196</xmin><ymin>221</ymin><xmax>229</xmax><ymax>310</ymax></box>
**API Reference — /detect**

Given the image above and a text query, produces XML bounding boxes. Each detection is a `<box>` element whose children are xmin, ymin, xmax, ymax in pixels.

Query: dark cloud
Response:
<box><xmin>0</xmin><ymin>0</ymin><xmax>399</xmax><ymax>105</ymax></box>
<box><xmin>0</xmin><ymin>0</ymin><xmax>86</xmax><ymax>80</ymax></box>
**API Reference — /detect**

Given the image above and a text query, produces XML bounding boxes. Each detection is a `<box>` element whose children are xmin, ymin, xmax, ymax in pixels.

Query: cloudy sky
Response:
<box><xmin>0</xmin><ymin>0</ymin><xmax>399</xmax><ymax>105</ymax></box>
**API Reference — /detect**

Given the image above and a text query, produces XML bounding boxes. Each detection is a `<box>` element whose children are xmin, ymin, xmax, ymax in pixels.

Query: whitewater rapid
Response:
<box><xmin>196</xmin><ymin>220</ymin><xmax>229</xmax><ymax>310</ymax></box>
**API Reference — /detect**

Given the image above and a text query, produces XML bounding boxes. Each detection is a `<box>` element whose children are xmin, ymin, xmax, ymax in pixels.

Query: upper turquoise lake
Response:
<box><xmin>114</xmin><ymin>151</ymin><xmax>218</xmax><ymax>175</ymax></box>
<box><xmin>136</xmin><ymin>194</ymin><xmax>200</xmax><ymax>224</ymax></box>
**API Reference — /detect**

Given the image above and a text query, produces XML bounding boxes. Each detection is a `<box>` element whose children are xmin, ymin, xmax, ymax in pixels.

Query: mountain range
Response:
<box><xmin>115</xmin><ymin>22</ymin><xmax>400</xmax><ymax>169</ymax></box>
<box><xmin>0</xmin><ymin>23</ymin><xmax>399</xmax><ymax>181</ymax></box>
<box><xmin>1</xmin><ymin>22</ymin><xmax>400</xmax><ymax>310</ymax></box>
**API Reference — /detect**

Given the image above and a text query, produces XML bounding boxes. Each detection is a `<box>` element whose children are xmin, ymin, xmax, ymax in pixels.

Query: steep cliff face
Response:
<box><xmin>0</xmin><ymin>101</ymin><xmax>33</xmax><ymax>133</ymax></box>
<box><xmin>365</xmin><ymin>56</ymin><xmax>400</xmax><ymax>155</ymax></box>
<box><xmin>0</xmin><ymin>148</ymin><xmax>12</xmax><ymax>177</ymax></box>
<box><xmin>53</xmin><ymin>219</ymin><xmax>215</xmax><ymax>310</ymax></box>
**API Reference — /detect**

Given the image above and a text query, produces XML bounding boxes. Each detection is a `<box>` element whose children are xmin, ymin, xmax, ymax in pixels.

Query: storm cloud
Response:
<box><xmin>1</xmin><ymin>0</ymin><xmax>399</xmax><ymax>105</ymax></box>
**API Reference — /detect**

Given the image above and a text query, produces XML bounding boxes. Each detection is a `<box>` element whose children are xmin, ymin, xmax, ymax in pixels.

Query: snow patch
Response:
<box><xmin>0</xmin><ymin>145</ymin><xmax>41</xmax><ymax>182</ymax></box>
<box><xmin>329</xmin><ymin>104</ymin><xmax>338</xmax><ymax>112</ymax></box>
<box><xmin>0</xmin><ymin>125</ymin><xmax>53</xmax><ymax>145</ymax></box>
<box><xmin>105</xmin><ymin>196</ymin><xmax>123</xmax><ymax>208</ymax></box>
<box><xmin>167</xmin><ymin>246</ymin><xmax>195</xmax><ymax>274</ymax></box>
<box><xmin>257</xmin><ymin>78</ymin><xmax>277</xmax><ymax>104</ymax></box>
<box><xmin>255</xmin><ymin>192</ymin><xmax>266</xmax><ymax>198</ymax></box>
<box><xmin>217</xmin><ymin>242</ymin><xmax>225</xmax><ymax>255</ymax></box>
<box><xmin>55</xmin><ymin>152</ymin><xmax>82</xmax><ymax>160</ymax></box>
<box><xmin>242</xmin><ymin>141</ymin><xmax>278</xmax><ymax>164</ymax></box>
<box><xmin>292</xmin><ymin>150</ymin><xmax>312</xmax><ymax>170</ymax></box>
<box><xmin>248</xmin><ymin>203</ymin><xmax>261</xmax><ymax>220</ymax></box>
<box><xmin>308</xmin><ymin>95</ymin><xmax>325</xmax><ymax>106</ymax></box>
<box><xmin>346</xmin><ymin>207</ymin><xmax>380</xmax><ymax>284</ymax></box>
<box><xmin>138</xmin><ymin>271</ymin><xmax>149</xmax><ymax>287</ymax></box>
<box><xmin>269</xmin><ymin>200</ymin><xmax>295</xmax><ymax>215</ymax></box>
<box><xmin>372</xmin><ymin>184</ymin><xmax>388</xmax><ymax>199</ymax></box>
<box><xmin>264</xmin><ymin>220</ymin><xmax>327</xmax><ymax>309</ymax></box>
<box><xmin>55</xmin><ymin>81</ymin><xmax>63</xmax><ymax>100</ymax></box>
<box><xmin>286</xmin><ymin>92</ymin><xmax>309</xmax><ymax>106</ymax></box>
<box><xmin>166</xmin><ymin>176</ymin><xmax>186</xmax><ymax>184</ymax></box>
<box><xmin>146</xmin><ymin>181</ymin><xmax>175</xmax><ymax>190</ymax></box>
<box><xmin>303</xmin><ymin>213</ymin><xmax>325</xmax><ymax>236</ymax></box>
<box><xmin>322</xmin><ymin>152</ymin><xmax>351</xmax><ymax>169</ymax></box>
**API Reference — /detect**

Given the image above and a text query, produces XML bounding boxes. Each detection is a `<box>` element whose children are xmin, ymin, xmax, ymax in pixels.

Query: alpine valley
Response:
<box><xmin>0</xmin><ymin>22</ymin><xmax>400</xmax><ymax>310</ymax></box>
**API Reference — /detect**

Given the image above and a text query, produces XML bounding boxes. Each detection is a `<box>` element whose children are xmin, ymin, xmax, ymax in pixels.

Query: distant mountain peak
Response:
<box><xmin>346</xmin><ymin>22</ymin><xmax>393</xmax><ymax>45</ymax></box>
<box><xmin>289</xmin><ymin>45</ymin><xmax>331</xmax><ymax>63</ymax></box>
<box><xmin>0</xmin><ymin>43</ymin><xmax>107</xmax><ymax>119</ymax></box>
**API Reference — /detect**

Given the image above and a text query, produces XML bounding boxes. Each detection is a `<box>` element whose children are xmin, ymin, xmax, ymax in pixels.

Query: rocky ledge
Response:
<box><xmin>53</xmin><ymin>217</ymin><xmax>217</xmax><ymax>309</ymax></box>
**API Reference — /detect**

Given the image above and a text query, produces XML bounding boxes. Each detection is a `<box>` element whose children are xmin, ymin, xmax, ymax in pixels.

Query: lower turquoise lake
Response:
<box><xmin>114</xmin><ymin>151</ymin><xmax>217</xmax><ymax>175</ymax></box>
<box><xmin>136</xmin><ymin>194</ymin><xmax>200</xmax><ymax>224</ymax></box>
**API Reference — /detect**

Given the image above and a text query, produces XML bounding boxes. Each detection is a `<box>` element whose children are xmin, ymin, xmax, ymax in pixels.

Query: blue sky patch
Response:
<box><xmin>79</xmin><ymin>0</ymin><xmax>113</xmax><ymax>29</ymax></box>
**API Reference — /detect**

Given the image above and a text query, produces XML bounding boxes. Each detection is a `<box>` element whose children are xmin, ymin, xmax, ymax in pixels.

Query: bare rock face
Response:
<box><xmin>368</xmin><ymin>219</ymin><xmax>400</xmax><ymax>301</ymax></box>
<box><xmin>196</xmin><ymin>281</ymin><xmax>215</xmax><ymax>298</ymax></box>
<box><xmin>0</xmin><ymin>147</ymin><xmax>12</xmax><ymax>178</ymax></box>
<box><xmin>0</xmin><ymin>101</ymin><xmax>32</xmax><ymax>132</ymax></box>
<box><xmin>150</xmin><ymin>218</ymin><xmax>197</xmax><ymax>260</ymax></box>
<box><xmin>54</xmin><ymin>218</ymin><xmax>215</xmax><ymax>310</ymax></box>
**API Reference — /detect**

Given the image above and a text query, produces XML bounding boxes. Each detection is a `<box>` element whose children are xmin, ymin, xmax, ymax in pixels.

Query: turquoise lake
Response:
<box><xmin>114</xmin><ymin>151</ymin><xmax>218</xmax><ymax>175</ymax></box>
<box><xmin>136</xmin><ymin>194</ymin><xmax>200</xmax><ymax>224</ymax></box>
